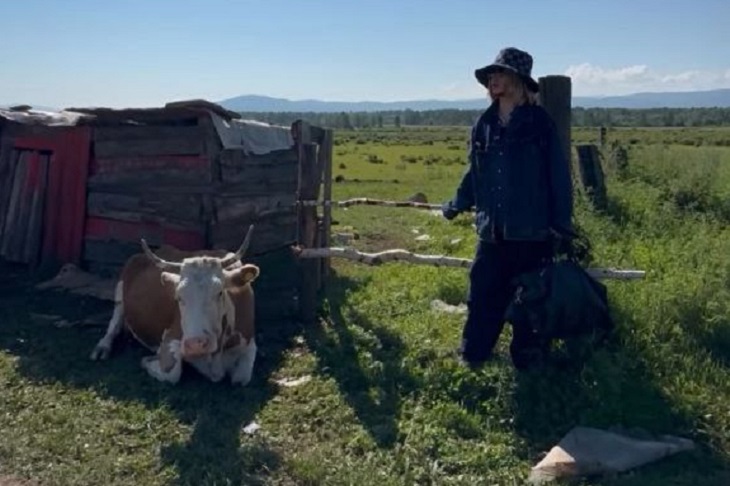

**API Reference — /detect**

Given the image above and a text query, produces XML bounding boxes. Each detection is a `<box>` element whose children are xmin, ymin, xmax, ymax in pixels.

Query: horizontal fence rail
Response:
<box><xmin>291</xmin><ymin>195</ymin><xmax>645</xmax><ymax>280</ymax></box>
<box><xmin>291</xmin><ymin>246</ymin><xmax>646</xmax><ymax>280</ymax></box>
<box><xmin>298</xmin><ymin>197</ymin><xmax>454</xmax><ymax>211</ymax></box>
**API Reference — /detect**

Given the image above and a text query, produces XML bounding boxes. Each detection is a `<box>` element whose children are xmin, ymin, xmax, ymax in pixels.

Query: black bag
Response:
<box><xmin>504</xmin><ymin>256</ymin><xmax>614</xmax><ymax>370</ymax></box>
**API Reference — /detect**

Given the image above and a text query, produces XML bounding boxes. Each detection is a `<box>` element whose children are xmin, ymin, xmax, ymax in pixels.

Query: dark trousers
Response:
<box><xmin>460</xmin><ymin>236</ymin><xmax>553</xmax><ymax>363</ymax></box>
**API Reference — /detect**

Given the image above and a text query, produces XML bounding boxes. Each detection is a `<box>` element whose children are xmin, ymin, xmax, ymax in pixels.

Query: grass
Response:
<box><xmin>0</xmin><ymin>126</ymin><xmax>729</xmax><ymax>485</ymax></box>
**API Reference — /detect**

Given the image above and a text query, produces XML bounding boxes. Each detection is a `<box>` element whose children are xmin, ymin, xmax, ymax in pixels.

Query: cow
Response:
<box><xmin>89</xmin><ymin>225</ymin><xmax>260</xmax><ymax>386</ymax></box>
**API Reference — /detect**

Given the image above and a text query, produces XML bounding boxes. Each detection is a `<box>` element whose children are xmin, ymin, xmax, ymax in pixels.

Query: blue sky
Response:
<box><xmin>1</xmin><ymin>0</ymin><xmax>728</xmax><ymax>108</ymax></box>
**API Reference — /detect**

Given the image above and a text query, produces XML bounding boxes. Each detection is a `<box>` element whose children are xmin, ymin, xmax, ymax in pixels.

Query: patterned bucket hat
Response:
<box><xmin>475</xmin><ymin>47</ymin><xmax>540</xmax><ymax>93</ymax></box>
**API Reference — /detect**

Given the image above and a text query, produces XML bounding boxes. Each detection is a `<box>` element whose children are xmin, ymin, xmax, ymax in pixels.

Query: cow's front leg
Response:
<box><xmin>228</xmin><ymin>337</ymin><xmax>257</xmax><ymax>386</ymax></box>
<box><xmin>187</xmin><ymin>353</ymin><xmax>225</xmax><ymax>383</ymax></box>
<box><xmin>90</xmin><ymin>281</ymin><xmax>124</xmax><ymax>360</ymax></box>
<box><xmin>141</xmin><ymin>334</ymin><xmax>183</xmax><ymax>384</ymax></box>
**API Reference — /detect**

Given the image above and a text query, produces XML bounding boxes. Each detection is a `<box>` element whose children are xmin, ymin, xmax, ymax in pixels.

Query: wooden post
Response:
<box><xmin>294</xmin><ymin>120</ymin><xmax>320</xmax><ymax>325</ymax></box>
<box><xmin>319</xmin><ymin>129</ymin><xmax>334</xmax><ymax>281</ymax></box>
<box><xmin>598</xmin><ymin>126</ymin><xmax>607</xmax><ymax>148</ymax></box>
<box><xmin>575</xmin><ymin>144</ymin><xmax>607</xmax><ymax>210</ymax></box>
<box><xmin>538</xmin><ymin>75</ymin><xmax>572</xmax><ymax>172</ymax></box>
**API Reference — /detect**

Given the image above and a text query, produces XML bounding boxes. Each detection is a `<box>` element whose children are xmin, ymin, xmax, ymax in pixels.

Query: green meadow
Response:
<box><xmin>0</xmin><ymin>125</ymin><xmax>729</xmax><ymax>485</ymax></box>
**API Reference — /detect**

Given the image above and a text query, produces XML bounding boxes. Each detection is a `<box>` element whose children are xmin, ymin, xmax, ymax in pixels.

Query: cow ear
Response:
<box><xmin>224</xmin><ymin>264</ymin><xmax>260</xmax><ymax>287</ymax></box>
<box><xmin>161</xmin><ymin>272</ymin><xmax>181</xmax><ymax>286</ymax></box>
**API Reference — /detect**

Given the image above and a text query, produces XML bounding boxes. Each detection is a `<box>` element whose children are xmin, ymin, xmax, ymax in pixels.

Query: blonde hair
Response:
<box><xmin>489</xmin><ymin>70</ymin><xmax>537</xmax><ymax>105</ymax></box>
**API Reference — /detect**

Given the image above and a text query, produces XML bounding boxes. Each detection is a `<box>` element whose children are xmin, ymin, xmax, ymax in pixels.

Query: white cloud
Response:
<box><xmin>566</xmin><ymin>63</ymin><xmax>649</xmax><ymax>85</ymax></box>
<box><xmin>565</xmin><ymin>63</ymin><xmax>730</xmax><ymax>96</ymax></box>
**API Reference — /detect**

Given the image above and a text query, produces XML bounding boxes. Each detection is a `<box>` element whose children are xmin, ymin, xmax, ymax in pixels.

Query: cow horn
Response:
<box><xmin>220</xmin><ymin>225</ymin><xmax>254</xmax><ymax>268</ymax></box>
<box><xmin>140</xmin><ymin>239</ymin><xmax>183</xmax><ymax>271</ymax></box>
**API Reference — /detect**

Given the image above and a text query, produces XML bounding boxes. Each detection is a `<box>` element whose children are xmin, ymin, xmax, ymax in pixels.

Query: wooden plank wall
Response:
<box><xmin>82</xmin><ymin>120</ymin><xmax>212</xmax><ymax>276</ymax></box>
<box><xmin>0</xmin><ymin>114</ymin><xmax>326</xmax><ymax>325</ymax></box>
<box><xmin>82</xmin><ymin>115</ymin><xmax>305</xmax><ymax>324</ymax></box>
<box><xmin>209</xmin><ymin>144</ymin><xmax>301</xmax><ymax>323</ymax></box>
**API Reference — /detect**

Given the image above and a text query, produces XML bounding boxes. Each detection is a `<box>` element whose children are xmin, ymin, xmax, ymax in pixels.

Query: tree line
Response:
<box><xmin>238</xmin><ymin>107</ymin><xmax>730</xmax><ymax>129</ymax></box>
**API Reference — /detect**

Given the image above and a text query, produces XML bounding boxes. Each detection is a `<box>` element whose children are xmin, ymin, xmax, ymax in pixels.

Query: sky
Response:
<box><xmin>1</xmin><ymin>0</ymin><xmax>728</xmax><ymax>108</ymax></box>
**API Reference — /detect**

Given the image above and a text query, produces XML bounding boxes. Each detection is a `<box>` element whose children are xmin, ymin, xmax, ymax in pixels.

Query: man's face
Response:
<box><xmin>488</xmin><ymin>70</ymin><xmax>511</xmax><ymax>99</ymax></box>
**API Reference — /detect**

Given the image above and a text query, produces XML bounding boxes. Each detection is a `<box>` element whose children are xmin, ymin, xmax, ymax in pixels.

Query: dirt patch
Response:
<box><xmin>0</xmin><ymin>475</ymin><xmax>39</xmax><ymax>486</ymax></box>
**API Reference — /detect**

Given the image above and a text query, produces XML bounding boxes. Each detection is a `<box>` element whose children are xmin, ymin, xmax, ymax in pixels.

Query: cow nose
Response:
<box><xmin>182</xmin><ymin>336</ymin><xmax>210</xmax><ymax>357</ymax></box>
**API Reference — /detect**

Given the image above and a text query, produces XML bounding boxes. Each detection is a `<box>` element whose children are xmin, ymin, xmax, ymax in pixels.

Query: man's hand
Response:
<box><xmin>441</xmin><ymin>203</ymin><xmax>459</xmax><ymax>221</ymax></box>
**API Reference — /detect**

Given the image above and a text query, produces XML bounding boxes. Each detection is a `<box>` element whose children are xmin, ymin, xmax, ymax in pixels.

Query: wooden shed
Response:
<box><xmin>0</xmin><ymin>101</ymin><xmax>333</xmax><ymax>324</ymax></box>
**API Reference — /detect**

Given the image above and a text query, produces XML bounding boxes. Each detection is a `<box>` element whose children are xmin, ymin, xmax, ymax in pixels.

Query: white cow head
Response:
<box><xmin>140</xmin><ymin>226</ymin><xmax>259</xmax><ymax>358</ymax></box>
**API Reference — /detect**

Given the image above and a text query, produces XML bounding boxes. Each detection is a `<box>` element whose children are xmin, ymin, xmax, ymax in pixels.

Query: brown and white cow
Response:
<box><xmin>90</xmin><ymin>226</ymin><xmax>260</xmax><ymax>386</ymax></box>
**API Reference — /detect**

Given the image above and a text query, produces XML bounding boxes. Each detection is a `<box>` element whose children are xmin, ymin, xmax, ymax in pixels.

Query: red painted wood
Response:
<box><xmin>13</xmin><ymin>137</ymin><xmax>53</xmax><ymax>151</ymax></box>
<box><xmin>85</xmin><ymin>217</ymin><xmax>204</xmax><ymax>250</ymax></box>
<box><xmin>24</xmin><ymin>152</ymin><xmax>42</xmax><ymax>195</ymax></box>
<box><xmin>11</xmin><ymin>128</ymin><xmax>211</xmax><ymax>267</ymax></box>
<box><xmin>14</xmin><ymin>127</ymin><xmax>92</xmax><ymax>265</ymax></box>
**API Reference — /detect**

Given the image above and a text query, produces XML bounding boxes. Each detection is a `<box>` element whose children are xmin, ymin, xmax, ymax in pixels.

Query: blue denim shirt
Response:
<box><xmin>483</xmin><ymin>112</ymin><xmax>509</xmax><ymax>234</ymax></box>
<box><xmin>443</xmin><ymin>101</ymin><xmax>573</xmax><ymax>242</ymax></box>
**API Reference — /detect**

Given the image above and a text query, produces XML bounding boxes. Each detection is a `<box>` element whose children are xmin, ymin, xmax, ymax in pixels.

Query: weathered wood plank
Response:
<box><xmin>0</xmin><ymin>144</ymin><xmax>18</xmax><ymax>238</ymax></box>
<box><xmin>90</xmin><ymin>155</ymin><xmax>210</xmax><ymax>175</ymax></box>
<box><xmin>213</xmin><ymin>194</ymin><xmax>297</xmax><ymax>222</ymax></box>
<box><xmin>94</xmin><ymin>131</ymin><xmax>206</xmax><ymax>158</ymax></box>
<box><xmin>86</xmin><ymin>192</ymin><xmax>204</xmax><ymax>225</ymax></box>
<box><xmin>93</xmin><ymin>125</ymin><xmax>205</xmax><ymax>142</ymax></box>
<box><xmin>210</xmin><ymin>214</ymin><xmax>298</xmax><ymax>256</ymax></box>
<box><xmin>219</xmin><ymin>147</ymin><xmax>298</xmax><ymax>167</ymax></box>
<box><xmin>219</xmin><ymin>149</ymin><xmax>298</xmax><ymax>185</ymax></box>
<box><xmin>84</xmin><ymin>217</ymin><xmax>205</xmax><ymax>249</ymax></box>
<box><xmin>0</xmin><ymin>151</ymin><xmax>30</xmax><ymax>261</ymax></box>
<box><xmin>88</xmin><ymin>169</ymin><xmax>210</xmax><ymax>187</ymax></box>
<box><xmin>199</xmin><ymin>116</ymin><xmax>222</xmax><ymax>228</ymax></box>
<box><xmin>320</xmin><ymin>129</ymin><xmax>334</xmax><ymax>280</ymax></box>
<box><xmin>83</xmin><ymin>239</ymin><xmax>143</xmax><ymax>265</ymax></box>
<box><xmin>538</xmin><ymin>75</ymin><xmax>572</xmax><ymax>172</ymax></box>
<box><xmin>23</xmin><ymin>152</ymin><xmax>50</xmax><ymax>264</ymax></box>
<box><xmin>86</xmin><ymin>180</ymin><xmax>297</xmax><ymax>197</ymax></box>
<box><xmin>221</xmin><ymin>163</ymin><xmax>299</xmax><ymax>186</ymax></box>
<box><xmin>9</xmin><ymin>152</ymin><xmax>35</xmax><ymax>262</ymax></box>
<box><xmin>294</xmin><ymin>120</ymin><xmax>320</xmax><ymax>325</ymax></box>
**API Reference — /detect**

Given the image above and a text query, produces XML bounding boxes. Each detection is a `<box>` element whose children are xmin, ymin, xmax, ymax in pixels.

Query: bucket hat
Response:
<box><xmin>475</xmin><ymin>47</ymin><xmax>539</xmax><ymax>93</ymax></box>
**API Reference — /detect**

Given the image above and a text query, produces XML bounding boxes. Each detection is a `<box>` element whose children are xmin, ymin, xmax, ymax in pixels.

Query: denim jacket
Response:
<box><xmin>443</xmin><ymin>102</ymin><xmax>573</xmax><ymax>242</ymax></box>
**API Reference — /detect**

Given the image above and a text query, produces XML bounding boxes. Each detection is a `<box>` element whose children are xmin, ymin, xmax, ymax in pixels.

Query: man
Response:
<box><xmin>442</xmin><ymin>47</ymin><xmax>574</xmax><ymax>368</ymax></box>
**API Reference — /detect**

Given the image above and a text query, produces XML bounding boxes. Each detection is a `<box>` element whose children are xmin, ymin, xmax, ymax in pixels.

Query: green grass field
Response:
<box><xmin>0</xmin><ymin>126</ymin><xmax>729</xmax><ymax>485</ymax></box>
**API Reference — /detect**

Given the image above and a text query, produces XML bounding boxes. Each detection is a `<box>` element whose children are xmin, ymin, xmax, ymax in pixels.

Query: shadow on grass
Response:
<box><xmin>602</xmin><ymin>194</ymin><xmax>633</xmax><ymax>227</ymax></box>
<box><xmin>0</xmin><ymin>260</ymin><xmax>302</xmax><ymax>486</ymax></box>
<box><xmin>672</xmin><ymin>298</ymin><xmax>730</xmax><ymax>369</ymax></box>
<box><xmin>302</xmin><ymin>268</ymin><xmax>417</xmax><ymax>448</ymax></box>
<box><xmin>508</xmin><ymin>303</ymin><xmax>730</xmax><ymax>485</ymax></box>
<box><xmin>688</xmin><ymin>321</ymin><xmax>730</xmax><ymax>368</ymax></box>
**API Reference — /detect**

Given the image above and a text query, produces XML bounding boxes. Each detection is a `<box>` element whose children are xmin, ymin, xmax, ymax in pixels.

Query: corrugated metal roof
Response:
<box><xmin>0</xmin><ymin>107</ymin><xmax>92</xmax><ymax>126</ymax></box>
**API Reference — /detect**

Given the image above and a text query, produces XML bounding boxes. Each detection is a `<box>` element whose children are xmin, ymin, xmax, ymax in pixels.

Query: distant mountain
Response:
<box><xmin>218</xmin><ymin>94</ymin><xmax>489</xmax><ymax>112</ymax></box>
<box><xmin>5</xmin><ymin>89</ymin><xmax>729</xmax><ymax>116</ymax></box>
<box><xmin>573</xmin><ymin>89</ymin><xmax>730</xmax><ymax>109</ymax></box>
<box><xmin>219</xmin><ymin>89</ymin><xmax>730</xmax><ymax>112</ymax></box>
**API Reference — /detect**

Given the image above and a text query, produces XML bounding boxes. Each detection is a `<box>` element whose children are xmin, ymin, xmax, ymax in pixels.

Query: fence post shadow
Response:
<box><xmin>302</xmin><ymin>267</ymin><xmax>417</xmax><ymax>448</ymax></box>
